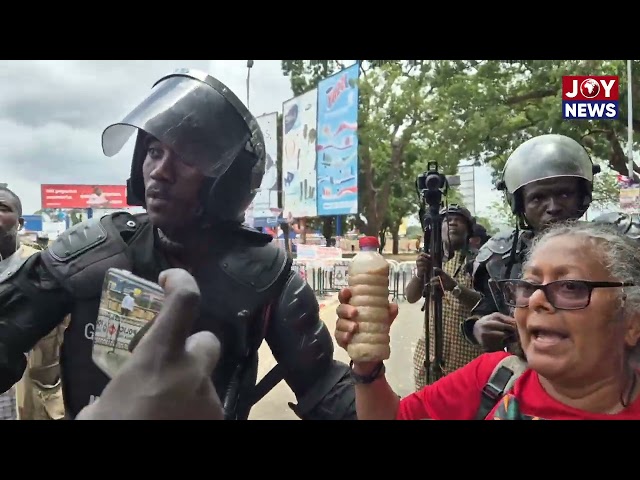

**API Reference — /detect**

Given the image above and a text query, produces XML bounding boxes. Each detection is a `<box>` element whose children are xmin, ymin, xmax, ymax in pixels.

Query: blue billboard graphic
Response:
<box><xmin>22</xmin><ymin>215</ymin><xmax>43</xmax><ymax>233</ymax></box>
<box><xmin>316</xmin><ymin>63</ymin><xmax>360</xmax><ymax>216</ymax></box>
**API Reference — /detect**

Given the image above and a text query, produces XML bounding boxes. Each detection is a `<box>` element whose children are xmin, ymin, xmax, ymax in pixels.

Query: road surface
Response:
<box><xmin>248</xmin><ymin>296</ymin><xmax>425</xmax><ymax>420</ymax></box>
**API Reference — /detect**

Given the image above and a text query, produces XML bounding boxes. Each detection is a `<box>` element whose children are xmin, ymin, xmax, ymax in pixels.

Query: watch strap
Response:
<box><xmin>349</xmin><ymin>361</ymin><xmax>385</xmax><ymax>384</ymax></box>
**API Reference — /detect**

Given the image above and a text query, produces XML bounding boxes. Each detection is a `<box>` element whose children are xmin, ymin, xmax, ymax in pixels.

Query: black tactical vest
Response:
<box><xmin>42</xmin><ymin>212</ymin><xmax>291</xmax><ymax>418</ymax></box>
<box><xmin>475</xmin><ymin>228</ymin><xmax>534</xmax><ymax>284</ymax></box>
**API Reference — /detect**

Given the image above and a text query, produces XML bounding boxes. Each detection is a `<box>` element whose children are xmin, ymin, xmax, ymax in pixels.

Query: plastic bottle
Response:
<box><xmin>347</xmin><ymin>236</ymin><xmax>391</xmax><ymax>362</ymax></box>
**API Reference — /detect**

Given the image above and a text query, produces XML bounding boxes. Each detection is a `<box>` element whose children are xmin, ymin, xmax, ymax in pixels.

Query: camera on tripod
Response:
<box><xmin>416</xmin><ymin>161</ymin><xmax>449</xmax><ymax>238</ymax></box>
<box><xmin>416</xmin><ymin>161</ymin><xmax>448</xmax><ymax>196</ymax></box>
<box><xmin>414</xmin><ymin>161</ymin><xmax>450</xmax><ymax>383</ymax></box>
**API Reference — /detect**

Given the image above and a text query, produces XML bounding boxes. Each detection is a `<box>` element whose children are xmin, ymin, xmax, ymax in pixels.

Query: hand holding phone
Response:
<box><xmin>79</xmin><ymin>268</ymin><xmax>223</xmax><ymax>420</ymax></box>
<box><xmin>93</xmin><ymin>268</ymin><xmax>166</xmax><ymax>378</ymax></box>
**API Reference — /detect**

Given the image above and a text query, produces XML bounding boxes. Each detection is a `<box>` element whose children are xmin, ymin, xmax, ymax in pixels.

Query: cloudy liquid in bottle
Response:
<box><xmin>347</xmin><ymin>236</ymin><xmax>391</xmax><ymax>362</ymax></box>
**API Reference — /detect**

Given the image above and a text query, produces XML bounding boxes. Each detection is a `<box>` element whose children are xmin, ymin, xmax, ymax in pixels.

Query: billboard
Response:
<box><xmin>281</xmin><ymin>88</ymin><xmax>318</xmax><ymax>218</ymax></box>
<box><xmin>316</xmin><ymin>63</ymin><xmax>360</xmax><ymax>216</ymax></box>
<box><xmin>247</xmin><ymin>112</ymin><xmax>281</xmax><ymax>227</ymax></box>
<box><xmin>21</xmin><ymin>215</ymin><xmax>43</xmax><ymax>233</ymax></box>
<box><xmin>41</xmin><ymin>184</ymin><xmax>129</xmax><ymax>209</ymax></box>
<box><xmin>620</xmin><ymin>184</ymin><xmax>640</xmax><ymax>213</ymax></box>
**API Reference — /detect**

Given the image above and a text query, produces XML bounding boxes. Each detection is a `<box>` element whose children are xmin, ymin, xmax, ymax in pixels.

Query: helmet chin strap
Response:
<box><xmin>156</xmin><ymin>228</ymin><xmax>186</xmax><ymax>255</ymax></box>
<box><xmin>195</xmin><ymin>177</ymin><xmax>216</xmax><ymax>228</ymax></box>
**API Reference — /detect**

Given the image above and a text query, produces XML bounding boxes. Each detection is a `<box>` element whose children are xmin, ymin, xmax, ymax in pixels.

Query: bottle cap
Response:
<box><xmin>359</xmin><ymin>236</ymin><xmax>379</xmax><ymax>249</ymax></box>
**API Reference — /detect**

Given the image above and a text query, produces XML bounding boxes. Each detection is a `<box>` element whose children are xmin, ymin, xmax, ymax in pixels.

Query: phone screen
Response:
<box><xmin>92</xmin><ymin>268</ymin><xmax>165</xmax><ymax>378</ymax></box>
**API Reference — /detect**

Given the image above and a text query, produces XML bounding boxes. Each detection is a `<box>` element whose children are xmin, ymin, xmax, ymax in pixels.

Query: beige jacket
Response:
<box><xmin>12</xmin><ymin>245</ymin><xmax>69</xmax><ymax>420</ymax></box>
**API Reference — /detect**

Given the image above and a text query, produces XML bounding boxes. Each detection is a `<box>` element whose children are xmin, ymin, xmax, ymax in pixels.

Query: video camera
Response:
<box><xmin>416</xmin><ymin>161</ymin><xmax>449</xmax><ymax>247</ymax></box>
<box><xmin>416</xmin><ymin>161</ymin><xmax>448</xmax><ymax>196</ymax></box>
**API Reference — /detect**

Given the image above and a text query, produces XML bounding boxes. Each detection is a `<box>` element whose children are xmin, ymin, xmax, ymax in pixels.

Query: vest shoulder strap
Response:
<box><xmin>474</xmin><ymin>355</ymin><xmax>527</xmax><ymax>420</ymax></box>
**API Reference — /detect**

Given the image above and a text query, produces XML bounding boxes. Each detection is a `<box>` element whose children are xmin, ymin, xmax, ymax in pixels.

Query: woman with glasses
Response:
<box><xmin>334</xmin><ymin>221</ymin><xmax>640</xmax><ymax>420</ymax></box>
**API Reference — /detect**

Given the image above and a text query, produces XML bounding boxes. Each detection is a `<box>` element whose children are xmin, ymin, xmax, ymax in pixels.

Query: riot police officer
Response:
<box><xmin>0</xmin><ymin>69</ymin><xmax>356</xmax><ymax>420</ymax></box>
<box><xmin>461</xmin><ymin>134</ymin><xmax>600</xmax><ymax>351</ymax></box>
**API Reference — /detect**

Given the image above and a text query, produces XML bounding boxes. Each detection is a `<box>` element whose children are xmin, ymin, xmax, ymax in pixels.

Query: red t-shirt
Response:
<box><xmin>397</xmin><ymin>351</ymin><xmax>640</xmax><ymax>420</ymax></box>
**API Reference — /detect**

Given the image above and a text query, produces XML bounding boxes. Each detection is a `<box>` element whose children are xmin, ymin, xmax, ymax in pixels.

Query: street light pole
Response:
<box><xmin>627</xmin><ymin>60</ymin><xmax>634</xmax><ymax>179</ymax></box>
<box><xmin>246</xmin><ymin>60</ymin><xmax>254</xmax><ymax>109</ymax></box>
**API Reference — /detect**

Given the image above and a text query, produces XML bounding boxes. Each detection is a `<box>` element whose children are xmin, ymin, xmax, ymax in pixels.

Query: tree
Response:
<box><xmin>428</xmin><ymin>60</ymin><xmax>638</xmax><ymax>178</ymax></box>
<box><xmin>591</xmin><ymin>159</ymin><xmax>620</xmax><ymax>210</ymax></box>
<box><xmin>484</xmin><ymin>199</ymin><xmax>517</xmax><ymax>231</ymax></box>
<box><xmin>406</xmin><ymin>225</ymin><xmax>422</xmax><ymax>238</ymax></box>
<box><xmin>379</xmin><ymin>142</ymin><xmax>432</xmax><ymax>253</ymax></box>
<box><xmin>281</xmin><ymin>61</ymin><xmax>460</xmax><ymax>249</ymax></box>
<box><xmin>473</xmin><ymin>215</ymin><xmax>499</xmax><ymax>236</ymax></box>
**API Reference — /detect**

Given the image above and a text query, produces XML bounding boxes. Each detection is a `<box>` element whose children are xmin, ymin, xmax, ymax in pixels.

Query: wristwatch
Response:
<box><xmin>349</xmin><ymin>361</ymin><xmax>385</xmax><ymax>384</ymax></box>
<box><xmin>452</xmin><ymin>284</ymin><xmax>462</xmax><ymax>298</ymax></box>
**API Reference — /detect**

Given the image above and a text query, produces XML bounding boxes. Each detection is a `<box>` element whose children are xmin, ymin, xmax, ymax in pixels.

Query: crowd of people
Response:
<box><xmin>0</xmin><ymin>68</ymin><xmax>639</xmax><ymax>420</ymax></box>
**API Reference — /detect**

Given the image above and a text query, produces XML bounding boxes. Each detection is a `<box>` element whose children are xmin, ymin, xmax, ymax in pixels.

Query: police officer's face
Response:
<box><xmin>522</xmin><ymin>177</ymin><xmax>582</xmax><ymax>230</ymax></box>
<box><xmin>142</xmin><ymin>137</ymin><xmax>206</xmax><ymax>233</ymax></box>
<box><xmin>0</xmin><ymin>191</ymin><xmax>22</xmax><ymax>241</ymax></box>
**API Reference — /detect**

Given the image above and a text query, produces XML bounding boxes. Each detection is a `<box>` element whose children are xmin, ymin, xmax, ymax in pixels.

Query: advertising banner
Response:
<box><xmin>316</xmin><ymin>63</ymin><xmax>360</xmax><ymax>216</ymax></box>
<box><xmin>41</xmin><ymin>184</ymin><xmax>129</xmax><ymax>209</ymax></box>
<box><xmin>247</xmin><ymin>112</ymin><xmax>281</xmax><ymax>226</ymax></box>
<box><xmin>620</xmin><ymin>184</ymin><xmax>640</xmax><ymax>213</ymax></box>
<box><xmin>21</xmin><ymin>215</ymin><xmax>43</xmax><ymax>233</ymax></box>
<box><xmin>281</xmin><ymin>88</ymin><xmax>319</xmax><ymax>218</ymax></box>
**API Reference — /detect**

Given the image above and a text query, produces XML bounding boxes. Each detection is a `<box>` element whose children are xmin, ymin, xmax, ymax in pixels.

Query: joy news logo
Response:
<box><xmin>562</xmin><ymin>76</ymin><xmax>619</xmax><ymax>120</ymax></box>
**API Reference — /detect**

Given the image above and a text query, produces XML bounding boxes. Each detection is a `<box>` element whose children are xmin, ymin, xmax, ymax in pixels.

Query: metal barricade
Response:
<box><xmin>291</xmin><ymin>256</ymin><xmax>422</xmax><ymax>303</ymax></box>
<box><xmin>395</xmin><ymin>261</ymin><xmax>417</xmax><ymax>302</ymax></box>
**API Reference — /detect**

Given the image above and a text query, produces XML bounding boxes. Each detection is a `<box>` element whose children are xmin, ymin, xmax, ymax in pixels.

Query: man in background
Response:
<box><xmin>469</xmin><ymin>222</ymin><xmax>489</xmax><ymax>254</ymax></box>
<box><xmin>404</xmin><ymin>205</ymin><xmax>483</xmax><ymax>389</ymax></box>
<box><xmin>0</xmin><ymin>187</ymin><xmax>67</xmax><ymax>420</ymax></box>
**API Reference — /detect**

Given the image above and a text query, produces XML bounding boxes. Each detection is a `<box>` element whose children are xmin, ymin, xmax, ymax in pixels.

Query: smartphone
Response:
<box><xmin>92</xmin><ymin>268</ymin><xmax>165</xmax><ymax>379</ymax></box>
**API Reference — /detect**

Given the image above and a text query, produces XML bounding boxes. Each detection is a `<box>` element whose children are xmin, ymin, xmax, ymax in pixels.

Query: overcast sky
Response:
<box><xmin>0</xmin><ymin>60</ymin><xmax>500</xmax><ymax>216</ymax></box>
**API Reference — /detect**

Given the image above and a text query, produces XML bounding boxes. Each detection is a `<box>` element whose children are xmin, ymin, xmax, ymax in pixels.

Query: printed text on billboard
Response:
<box><xmin>41</xmin><ymin>184</ymin><xmax>129</xmax><ymax>209</ymax></box>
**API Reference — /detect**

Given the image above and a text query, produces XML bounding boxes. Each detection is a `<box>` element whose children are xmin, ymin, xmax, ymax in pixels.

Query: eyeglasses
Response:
<box><xmin>496</xmin><ymin>279</ymin><xmax>635</xmax><ymax>311</ymax></box>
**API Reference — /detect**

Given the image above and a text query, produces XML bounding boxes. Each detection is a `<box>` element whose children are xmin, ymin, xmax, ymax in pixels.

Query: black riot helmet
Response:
<box><xmin>440</xmin><ymin>204</ymin><xmax>475</xmax><ymax>232</ymax></box>
<box><xmin>101</xmin><ymin>68</ymin><xmax>266</xmax><ymax>225</ymax></box>
<box><xmin>592</xmin><ymin>212</ymin><xmax>640</xmax><ymax>241</ymax></box>
<box><xmin>496</xmin><ymin>134</ymin><xmax>600</xmax><ymax>226</ymax></box>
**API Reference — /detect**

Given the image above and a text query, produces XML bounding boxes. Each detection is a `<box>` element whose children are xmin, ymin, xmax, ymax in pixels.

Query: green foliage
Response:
<box><xmin>473</xmin><ymin>215</ymin><xmax>500</xmax><ymax>235</ymax></box>
<box><xmin>591</xmin><ymin>159</ymin><xmax>620</xmax><ymax>209</ymax></box>
<box><xmin>484</xmin><ymin>199</ymin><xmax>517</xmax><ymax>231</ymax></box>
<box><xmin>429</xmin><ymin>60</ymin><xmax>639</xmax><ymax>178</ymax></box>
<box><xmin>281</xmin><ymin>60</ymin><xmax>633</xmax><ymax>242</ymax></box>
<box><xmin>406</xmin><ymin>225</ymin><xmax>422</xmax><ymax>238</ymax></box>
<box><xmin>282</xmin><ymin>60</ymin><xmax>458</xmax><ymax>238</ymax></box>
<box><xmin>444</xmin><ymin>187</ymin><xmax>465</xmax><ymax>207</ymax></box>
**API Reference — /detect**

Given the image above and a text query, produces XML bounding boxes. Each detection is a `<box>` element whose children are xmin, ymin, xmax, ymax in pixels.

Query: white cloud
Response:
<box><xmin>0</xmin><ymin>60</ymin><xmax>293</xmax><ymax>215</ymax></box>
<box><xmin>1</xmin><ymin>60</ymin><xmax>504</xmax><ymax>219</ymax></box>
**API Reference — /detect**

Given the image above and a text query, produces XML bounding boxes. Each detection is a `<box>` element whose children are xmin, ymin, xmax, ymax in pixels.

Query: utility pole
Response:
<box><xmin>246</xmin><ymin>60</ymin><xmax>254</xmax><ymax>109</ymax></box>
<box><xmin>627</xmin><ymin>60</ymin><xmax>635</xmax><ymax>180</ymax></box>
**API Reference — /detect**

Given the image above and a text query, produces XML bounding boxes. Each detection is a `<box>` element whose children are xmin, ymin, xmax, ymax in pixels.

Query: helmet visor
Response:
<box><xmin>102</xmin><ymin>74</ymin><xmax>251</xmax><ymax>178</ymax></box>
